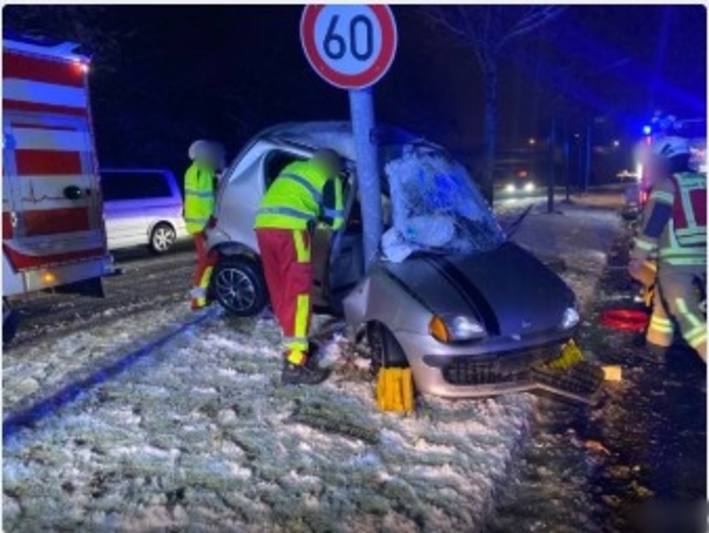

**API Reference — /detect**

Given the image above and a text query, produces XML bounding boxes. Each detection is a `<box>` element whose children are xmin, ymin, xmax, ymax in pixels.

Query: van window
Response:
<box><xmin>101</xmin><ymin>171</ymin><xmax>172</xmax><ymax>201</ymax></box>
<box><xmin>263</xmin><ymin>151</ymin><xmax>306</xmax><ymax>189</ymax></box>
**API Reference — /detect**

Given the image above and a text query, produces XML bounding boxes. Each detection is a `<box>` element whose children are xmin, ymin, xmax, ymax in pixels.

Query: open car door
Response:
<box><xmin>325</xmin><ymin>171</ymin><xmax>366</xmax><ymax>314</ymax></box>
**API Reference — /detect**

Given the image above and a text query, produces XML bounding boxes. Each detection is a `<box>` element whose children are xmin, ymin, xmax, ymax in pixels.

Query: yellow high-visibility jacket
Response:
<box><xmin>254</xmin><ymin>159</ymin><xmax>344</xmax><ymax>231</ymax></box>
<box><xmin>184</xmin><ymin>161</ymin><xmax>215</xmax><ymax>234</ymax></box>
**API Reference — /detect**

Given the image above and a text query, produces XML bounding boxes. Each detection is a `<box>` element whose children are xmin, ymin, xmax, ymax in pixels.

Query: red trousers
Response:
<box><xmin>191</xmin><ymin>232</ymin><xmax>218</xmax><ymax>308</ymax></box>
<box><xmin>256</xmin><ymin>228</ymin><xmax>312</xmax><ymax>357</ymax></box>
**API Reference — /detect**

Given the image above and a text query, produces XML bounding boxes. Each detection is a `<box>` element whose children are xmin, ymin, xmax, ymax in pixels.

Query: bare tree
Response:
<box><xmin>424</xmin><ymin>6</ymin><xmax>565</xmax><ymax>201</ymax></box>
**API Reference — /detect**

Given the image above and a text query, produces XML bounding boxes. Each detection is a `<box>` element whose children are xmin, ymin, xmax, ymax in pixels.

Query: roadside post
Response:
<box><xmin>300</xmin><ymin>5</ymin><xmax>398</xmax><ymax>271</ymax></box>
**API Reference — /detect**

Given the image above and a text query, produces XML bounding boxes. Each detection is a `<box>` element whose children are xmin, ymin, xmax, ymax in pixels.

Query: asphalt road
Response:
<box><xmin>7</xmin><ymin>241</ymin><xmax>197</xmax><ymax>350</ymax></box>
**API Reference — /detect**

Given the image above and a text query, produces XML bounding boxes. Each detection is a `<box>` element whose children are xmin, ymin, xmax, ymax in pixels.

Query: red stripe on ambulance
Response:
<box><xmin>11</xmin><ymin>122</ymin><xmax>78</xmax><ymax>132</ymax></box>
<box><xmin>2</xmin><ymin>212</ymin><xmax>13</xmax><ymax>239</ymax></box>
<box><xmin>15</xmin><ymin>150</ymin><xmax>83</xmax><ymax>176</ymax></box>
<box><xmin>3</xmin><ymin>52</ymin><xmax>85</xmax><ymax>87</ymax></box>
<box><xmin>3</xmin><ymin>98</ymin><xmax>87</xmax><ymax>117</ymax></box>
<box><xmin>23</xmin><ymin>207</ymin><xmax>90</xmax><ymax>236</ymax></box>
<box><xmin>3</xmin><ymin>244</ymin><xmax>104</xmax><ymax>270</ymax></box>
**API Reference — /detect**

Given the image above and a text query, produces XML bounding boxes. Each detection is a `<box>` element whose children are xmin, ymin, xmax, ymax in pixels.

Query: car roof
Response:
<box><xmin>260</xmin><ymin>121</ymin><xmax>438</xmax><ymax>161</ymax></box>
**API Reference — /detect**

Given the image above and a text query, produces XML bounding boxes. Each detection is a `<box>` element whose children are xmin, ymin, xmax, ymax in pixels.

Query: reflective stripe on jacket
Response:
<box><xmin>184</xmin><ymin>161</ymin><xmax>215</xmax><ymax>234</ymax></box>
<box><xmin>254</xmin><ymin>159</ymin><xmax>344</xmax><ymax>231</ymax></box>
<box><xmin>633</xmin><ymin>172</ymin><xmax>706</xmax><ymax>266</ymax></box>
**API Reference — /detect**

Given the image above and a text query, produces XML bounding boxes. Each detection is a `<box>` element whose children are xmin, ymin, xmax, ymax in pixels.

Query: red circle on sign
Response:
<box><xmin>300</xmin><ymin>4</ymin><xmax>397</xmax><ymax>90</ymax></box>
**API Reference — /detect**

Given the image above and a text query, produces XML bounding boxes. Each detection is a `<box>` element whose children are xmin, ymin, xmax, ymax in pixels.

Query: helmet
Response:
<box><xmin>188</xmin><ymin>140</ymin><xmax>211</xmax><ymax>161</ymax></box>
<box><xmin>651</xmin><ymin>135</ymin><xmax>691</xmax><ymax>159</ymax></box>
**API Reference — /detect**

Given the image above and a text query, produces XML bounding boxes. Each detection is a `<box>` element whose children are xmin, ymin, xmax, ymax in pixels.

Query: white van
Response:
<box><xmin>100</xmin><ymin>168</ymin><xmax>189</xmax><ymax>253</ymax></box>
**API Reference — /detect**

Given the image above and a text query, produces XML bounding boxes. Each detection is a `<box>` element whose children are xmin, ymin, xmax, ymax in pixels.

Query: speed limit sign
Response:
<box><xmin>300</xmin><ymin>4</ymin><xmax>398</xmax><ymax>90</ymax></box>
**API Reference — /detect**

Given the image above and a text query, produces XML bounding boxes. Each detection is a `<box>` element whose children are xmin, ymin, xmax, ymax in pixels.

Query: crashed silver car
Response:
<box><xmin>207</xmin><ymin>122</ymin><xmax>602</xmax><ymax>403</ymax></box>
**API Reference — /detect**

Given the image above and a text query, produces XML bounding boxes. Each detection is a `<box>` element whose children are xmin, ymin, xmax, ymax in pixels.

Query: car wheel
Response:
<box><xmin>367</xmin><ymin>322</ymin><xmax>409</xmax><ymax>370</ymax></box>
<box><xmin>150</xmin><ymin>223</ymin><xmax>177</xmax><ymax>254</ymax></box>
<box><xmin>212</xmin><ymin>256</ymin><xmax>267</xmax><ymax>317</ymax></box>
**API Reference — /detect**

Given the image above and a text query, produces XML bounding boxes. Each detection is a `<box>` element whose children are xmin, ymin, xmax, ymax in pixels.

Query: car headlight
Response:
<box><xmin>505</xmin><ymin>183</ymin><xmax>516</xmax><ymax>193</ymax></box>
<box><xmin>430</xmin><ymin>314</ymin><xmax>486</xmax><ymax>343</ymax></box>
<box><xmin>561</xmin><ymin>307</ymin><xmax>580</xmax><ymax>329</ymax></box>
<box><xmin>524</xmin><ymin>182</ymin><xmax>536</xmax><ymax>192</ymax></box>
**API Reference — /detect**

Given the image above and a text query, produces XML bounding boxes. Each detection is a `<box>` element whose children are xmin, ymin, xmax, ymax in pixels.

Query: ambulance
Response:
<box><xmin>3</xmin><ymin>33</ymin><xmax>112</xmax><ymax>342</ymax></box>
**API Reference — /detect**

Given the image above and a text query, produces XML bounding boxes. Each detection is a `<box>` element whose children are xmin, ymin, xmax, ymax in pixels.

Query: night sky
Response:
<box><xmin>5</xmin><ymin>4</ymin><xmax>707</xmax><ymax>178</ymax></box>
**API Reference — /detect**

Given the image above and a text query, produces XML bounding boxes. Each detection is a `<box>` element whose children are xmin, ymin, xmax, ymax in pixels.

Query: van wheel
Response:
<box><xmin>150</xmin><ymin>223</ymin><xmax>176</xmax><ymax>254</ymax></box>
<box><xmin>212</xmin><ymin>256</ymin><xmax>267</xmax><ymax>317</ymax></box>
<box><xmin>367</xmin><ymin>322</ymin><xmax>409</xmax><ymax>370</ymax></box>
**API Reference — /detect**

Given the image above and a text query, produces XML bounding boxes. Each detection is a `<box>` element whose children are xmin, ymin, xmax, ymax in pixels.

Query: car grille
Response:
<box><xmin>440</xmin><ymin>344</ymin><xmax>559</xmax><ymax>386</ymax></box>
<box><xmin>439</xmin><ymin>345</ymin><xmax>604</xmax><ymax>401</ymax></box>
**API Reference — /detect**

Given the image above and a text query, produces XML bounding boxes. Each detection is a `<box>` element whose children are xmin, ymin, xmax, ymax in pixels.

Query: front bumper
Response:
<box><xmin>395</xmin><ymin>329</ymin><xmax>602</xmax><ymax>404</ymax></box>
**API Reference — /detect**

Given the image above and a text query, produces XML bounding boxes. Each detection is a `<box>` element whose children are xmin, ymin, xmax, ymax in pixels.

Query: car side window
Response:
<box><xmin>263</xmin><ymin>150</ymin><xmax>306</xmax><ymax>190</ymax></box>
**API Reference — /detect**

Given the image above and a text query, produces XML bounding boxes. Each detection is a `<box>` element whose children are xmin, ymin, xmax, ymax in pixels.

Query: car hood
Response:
<box><xmin>383</xmin><ymin>242</ymin><xmax>575</xmax><ymax>337</ymax></box>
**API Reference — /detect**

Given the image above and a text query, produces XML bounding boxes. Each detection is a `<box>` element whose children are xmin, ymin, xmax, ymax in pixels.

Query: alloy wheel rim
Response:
<box><xmin>215</xmin><ymin>268</ymin><xmax>256</xmax><ymax>312</ymax></box>
<box><xmin>154</xmin><ymin>227</ymin><xmax>176</xmax><ymax>251</ymax></box>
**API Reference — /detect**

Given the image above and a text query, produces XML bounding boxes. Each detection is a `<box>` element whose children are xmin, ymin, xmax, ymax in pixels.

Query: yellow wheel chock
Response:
<box><xmin>375</xmin><ymin>367</ymin><xmax>414</xmax><ymax>414</ymax></box>
<box><xmin>548</xmin><ymin>339</ymin><xmax>584</xmax><ymax>370</ymax></box>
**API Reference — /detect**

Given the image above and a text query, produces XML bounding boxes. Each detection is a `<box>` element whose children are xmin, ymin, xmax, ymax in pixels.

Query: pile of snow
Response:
<box><xmin>382</xmin><ymin>148</ymin><xmax>504</xmax><ymax>262</ymax></box>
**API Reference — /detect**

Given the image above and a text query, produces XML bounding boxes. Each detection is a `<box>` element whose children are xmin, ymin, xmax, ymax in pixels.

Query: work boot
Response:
<box><xmin>281</xmin><ymin>359</ymin><xmax>331</xmax><ymax>386</ymax></box>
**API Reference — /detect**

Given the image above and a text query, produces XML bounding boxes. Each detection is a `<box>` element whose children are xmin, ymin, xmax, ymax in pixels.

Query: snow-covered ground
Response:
<box><xmin>3</xmin><ymin>194</ymin><xmax>622</xmax><ymax>531</ymax></box>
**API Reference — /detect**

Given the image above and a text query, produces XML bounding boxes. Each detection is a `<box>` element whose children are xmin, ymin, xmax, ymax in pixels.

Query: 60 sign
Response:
<box><xmin>301</xmin><ymin>5</ymin><xmax>398</xmax><ymax>90</ymax></box>
<box><xmin>323</xmin><ymin>14</ymin><xmax>374</xmax><ymax>61</ymax></box>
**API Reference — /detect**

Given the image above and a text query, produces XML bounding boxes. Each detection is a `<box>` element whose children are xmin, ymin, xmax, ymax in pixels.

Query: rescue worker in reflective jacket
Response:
<box><xmin>254</xmin><ymin>149</ymin><xmax>345</xmax><ymax>385</ymax></box>
<box><xmin>184</xmin><ymin>140</ymin><xmax>224</xmax><ymax>310</ymax></box>
<box><xmin>629</xmin><ymin>135</ymin><xmax>707</xmax><ymax>361</ymax></box>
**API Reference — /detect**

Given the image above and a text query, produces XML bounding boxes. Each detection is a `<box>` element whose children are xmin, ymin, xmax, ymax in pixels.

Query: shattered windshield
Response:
<box><xmin>382</xmin><ymin>146</ymin><xmax>505</xmax><ymax>262</ymax></box>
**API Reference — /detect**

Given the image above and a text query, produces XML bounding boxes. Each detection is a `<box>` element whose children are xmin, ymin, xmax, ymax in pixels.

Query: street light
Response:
<box><xmin>613</xmin><ymin>139</ymin><xmax>620</xmax><ymax>148</ymax></box>
<box><xmin>528</xmin><ymin>137</ymin><xmax>536</xmax><ymax>146</ymax></box>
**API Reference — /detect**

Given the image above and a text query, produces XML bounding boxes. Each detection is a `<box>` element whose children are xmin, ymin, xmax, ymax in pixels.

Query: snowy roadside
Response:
<box><xmin>3</xmin><ymin>194</ymin><xmax>622</xmax><ymax>531</ymax></box>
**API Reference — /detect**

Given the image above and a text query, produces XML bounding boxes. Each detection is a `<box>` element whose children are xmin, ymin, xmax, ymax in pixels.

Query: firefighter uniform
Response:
<box><xmin>631</xmin><ymin>171</ymin><xmax>707</xmax><ymax>360</ymax></box>
<box><xmin>631</xmin><ymin>258</ymin><xmax>674</xmax><ymax>348</ymax></box>
<box><xmin>254</xmin><ymin>156</ymin><xmax>344</xmax><ymax>370</ymax></box>
<box><xmin>184</xmin><ymin>143</ymin><xmax>218</xmax><ymax>310</ymax></box>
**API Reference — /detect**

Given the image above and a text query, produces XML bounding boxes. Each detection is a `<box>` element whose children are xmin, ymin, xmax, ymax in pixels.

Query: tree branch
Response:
<box><xmin>422</xmin><ymin>7</ymin><xmax>474</xmax><ymax>45</ymax></box>
<box><xmin>498</xmin><ymin>7</ymin><xmax>565</xmax><ymax>48</ymax></box>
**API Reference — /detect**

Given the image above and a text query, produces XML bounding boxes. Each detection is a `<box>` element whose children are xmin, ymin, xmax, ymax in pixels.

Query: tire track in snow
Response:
<box><xmin>4</xmin><ymin>307</ymin><xmax>220</xmax><ymax>440</ymax></box>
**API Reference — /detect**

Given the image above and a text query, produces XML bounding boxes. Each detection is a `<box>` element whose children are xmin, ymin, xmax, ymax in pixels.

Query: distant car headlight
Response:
<box><xmin>561</xmin><ymin>307</ymin><xmax>580</xmax><ymax>329</ymax></box>
<box><xmin>505</xmin><ymin>183</ymin><xmax>516</xmax><ymax>193</ymax></box>
<box><xmin>523</xmin><ymin>182</ymin><xmax>536</xmax><ymax>192</ymax></box>
<box><xmin>430</xmin><ymin>314</ymin><xmax>486</xmax><ymax>343</ymax></box>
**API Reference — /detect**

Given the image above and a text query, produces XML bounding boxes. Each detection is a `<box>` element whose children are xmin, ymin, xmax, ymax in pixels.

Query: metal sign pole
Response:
<box><xmin>349</xmin><ymin>86</ymin><xmax>382</xmax><ymax>271</ymax></box>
